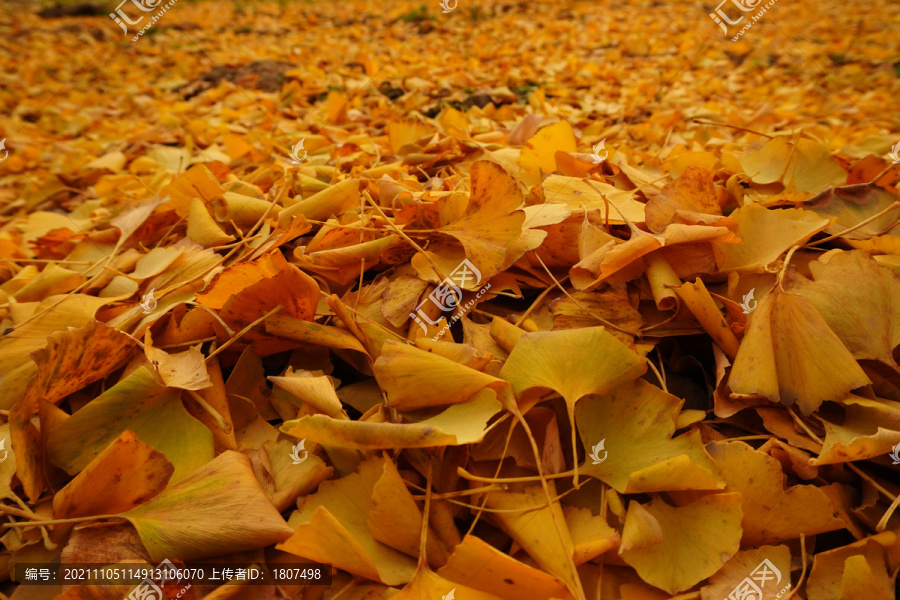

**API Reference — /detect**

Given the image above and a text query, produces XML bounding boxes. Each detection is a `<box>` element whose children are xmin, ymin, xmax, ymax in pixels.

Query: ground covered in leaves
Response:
<box><xmin>1</xmin><ymin>0</ymin><xmax>900</xmax><ymax>598</ymax></box>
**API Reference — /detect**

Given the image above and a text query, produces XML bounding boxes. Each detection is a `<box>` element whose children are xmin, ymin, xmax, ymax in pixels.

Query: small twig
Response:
<box><xmin>186</xmin><ymin>389</ymin><xmax>232</xmax><ymax>433</ymax></box>
<box><xmin>205</xmin><ymin>305</ymin><xmax>283</xmax><ymax>362</ymax></box>
<box><xmin>691</xmin><ymin>118</ymin><xmax>774</xmax><ymax>139</ymax></box>
<box><xmin>804</xmin><ymin>201</ymin><xmax>900</xmax><ymax>248</ymax></box>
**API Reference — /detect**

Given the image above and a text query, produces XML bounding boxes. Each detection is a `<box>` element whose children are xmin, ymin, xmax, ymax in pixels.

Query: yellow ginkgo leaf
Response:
<box><xmin>541</xmin><ymin>176</ymin><xmax>646</xmax><ymax>225</ymax></box>
<box><xmin>160</xmin><ymin>163</ymin><xmax>224</xmax><ymax>217</ymax></box>
<box><xmin>283</xmin><ymin>388</ymin><xmax>502</xmax><ymax>449</ymax></box>
<box><xmin>564</xmin><ymin>507</ymin><xmax>620</xmax><ymax>565</ymax></box>
<box><xmin>793</xmin><ymin>250</ymin><xmax>900</xmax><ymax>371</ymax></box>
<box><xmin>260</xmin><ymin>439</ymin><xmax>333</xmax><ymax>512</ymax></box>
<box><xmin>619</xmin><ymin>493</ymin><xmax>743</xmax><ymax>595</ymax></box>
<box><xmin>277</xmin><ymin>178</ymin><xmax>361</xmax><ymax>226</ymax></box>
<box><xmin>8</xmin><ymin>319</ymin><xmax>135</xmax><ymax>500</ymax></box>
<box><xmin>440</xmin><ymin>161</ymin><xmax>526</xmax><ymax>281</ymax></box>
<box><xmin>729</xmin><ymin>286</ymin><xmax>870</xmax><ymax>415</ymax></box>
<box><xmin>738</xmin><ymin>135</ymin><xmax>845</xmax><ymax>193</ymax></box>
<box><xmin>646</xmin><ymin>168</ymin><xmax>721</xmax><ymax>233</ymax></box>
<box><xmin>803</xmin><ymin>183</ymin><xmax>900</xmax><ymax>240</ymax></box>
<box><xmin>46</xmin><ymin>366</ymin><xmax>213</xmax><ymax>484</ymax></box>
<box><xmin>500</xmin><ymin>326</ymin><xmax>646</xmax><ymax>479</ymax></box>
<box><xmin>500</xmin><ymin>326</ymin><xmax>646</xmax><ymax>408</ymax></box>
<box><xmin>483</xmin><ymin>484</ymin><xmax>584</xmax><ymax>600</ymax></box>
<box><xmin>707</xmin><ymin>441</ymin><xmax>848</xmax><ymax>546</ymax></box>
<box><xmin>52</xmin><ymin>430</ymin><xmax>173</xmax><ymax>519</ymax></box>
<box><xmin>123</xmin><ymin>451</ymin><xmax>293</xmax><ymax>561</ymax></box>
<box><xmin>436</xmin><ymin>535</ymin><xmax>574</xmax><ymax>600</ymax></box>
<box><xmin>368</xmin><ymin>457</ymin><xmax>448</xmax><ymax>567</ymax></box>
<box><xmin>186</xmin><ymin>197</ymin><xmax>235</xmax><ymax>248</ymax></box>
<box><xmin>374</xmin><ymin>340</ymin><xmax>507</xmax><ymax>411</ymax></box>
<box><xmin>391</xmin><ymin>567</ymin><xmax>506</xmax><ymax>600</ymax></box>
<box><xmin>807</xmin><ymin>536</ymin><xmax>895</xmax><ymax>600</ymax></box>
<box><xmin>144</xmin><ymin>339</ymin><xmax>211</xmax><ymax>391</ymax></box>
<box><xmin>516</xmin><ymin>121</ymin><xmax>577</xmax><ymax>174</ymax></box>
<box><xmin>813</xmin><ymin>396</ymin><xmax>900</xmax><ymax>465</ymax></box>
<box><xmin>715</xmin><ymin>203</ymin><xmax>831</xmax><ymax>272</ymax></box>
<box><xmin>277</xmin><ymin>457</ymin><xmax>417</xmax><ymax>586</ymax></box>
<box><xmin>575</xmin><ymin>380</ymin><xmax>724</xmax><ymax>494</ymax></box>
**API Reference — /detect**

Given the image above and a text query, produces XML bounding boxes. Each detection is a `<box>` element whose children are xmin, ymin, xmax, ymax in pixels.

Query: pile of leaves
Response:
<box><xmin>1</xmin><ymin>0</ymin><xmax>900</xmax><ymax>598</ymax></box>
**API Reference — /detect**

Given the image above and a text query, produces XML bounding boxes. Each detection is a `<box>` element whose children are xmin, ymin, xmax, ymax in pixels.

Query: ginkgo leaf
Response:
<box><xmin>368</xmin><ymin>457</ymin><xmax>448</xmax><ymax>567</ymax></box>
<box><xmin>483</xmin><ymin>484</ymin><xmax>584</xmax><ymax>600</ymax></box>
<box><xmin>739</xmin><ymin>136</ymin><xmax>846</xmax><ymax>193</ymax></box>
<box><xmin>282</xmin><ymin>388</ymin><xmax>502</xmax><ymax>449</ymax></box>
<box><xmin>186</xmin><ymin>197</ymin><xmax>235</xmax><ymax>247</ymax></box>
<box><xmin>806</xmin><ymin>535</ymin><xmax>895</xmax><ymax>600</ymax></box>
<box><xmin>803</xmin><ymin>183</ymin><xmax>900</xmax><ymax>240</ymax></box>
<box><xmin>270</xmin><ymin>369</ymin><xmax>343</xmax><ymax>417</ymax></box>
<box><xmin>646</xmin><ymin>168</ymin><xmax>721</xmax><ymax>233</ymax></box>
<box><xmin>277</xmin><ymin>178</ymin><xmax>361</xmax><ymax>225</ymax></box>
<box><xmin>374</xmin><ymin>340</ymin><xmax>507</xmax><ymax>411</ymax></box>
<box><xmin>261</xmin><ymin>439</ymin><xmax>333</xmax><ymax>512</ymax></box>
<box><xmin>564</xmin><ymin>507</ymin><xmax>619</xmax><ymax>565</ymax></box>
<box><xmin>571</xmin><ymin>222</ymin><xmax>738</xmax><ymax>291</ymax></box>
<box><xmin>52</xmin><ymin>430</ymin><xmax>173</xmax><ymax>518</ymax></box>
<box><xmin>706</xmin><ymin>441</ymin><xmax>848</xmax><ymax>545</ymax></box>
<box><xmin>618</xmin><ymin>493</ymin><xmax>743</xmax><ymax>594</ymax></box>
<box><xmin>46</xmin><ymin>366</ymin><xmax>213</xmax><ymax>483</ymax></box>
<box><xmin>144</xmin><ymin>341</ymin><xmax>211</xmax><ymax>391</ymax></box>
<box><xmin>216</xmin><ymin>251</ymin><xmax>320</xmax><ymax>329</ymax></box>
<box><xmin>391</xmin><ymin>568</ymin><xmax>505</xmax><ymax>600</ymax></box>
<box><xmin>729</xmin><ymin>285</ymin><xmax>870</xmax><ymax>414</ymax></box>
<box><xmin>500</xmin><ymin>326</ymin><xmax>646</xmax><ymax>479</ymax></box>
<box><xmin>715</xmin><ymin>203</ymin><xmax>831</xmax><ymax>272</ymax></box>
<box><xmin>437</xmin><ymin>535</ymin><xmax>574</xmax><ymax>600</ymax></box>
<box><xmin>541</xmin><ymin>176</ymin><xmax>646</xmax><ymax>225</ymax></box>
<box><xmin>123</xmin><ymin>450</ymin><xmax>293</xmax><ymax>561</ymax></box>
<box><xmin>9</xmin><ymin>320</ymin><xmax>135</xmax><ymax>499</ymax></box>
<box><xmin>792</xmin><ymin>250</ymin><xmax>900</xmax><ymax>371</ymax></box>
<box><xmin>576</xmin><ymin>380</ymin><xmax>724</xmax><ymax>493</ymax></box>
<box><xmin>0</xmin><ymin>295</ymin><xmax>114</xmax><ymax>411</ymax></box>
<box><xmin>812</xmin><ymin>396</ymin><xmax>900</xmax><ymax>465</ymax></box>
<box><xmin>500</xmin><ymin>326</ymin><xmax>646</xmax><ymax>408</ymax></box>
<box><xmin>160</xmin><ymin>163</ymin><xmax>224</xmax><ymax>217</ymax></box>
<box><xmin>516</xmin><ymin>121</ymin><xmax>577</xmax><ymax>174</ymax></box>
<box><xmin>440</xmin><ymin>161</ymin><xmax>526</xmax><ymax>281</ymax></box>
<box><xmin>277</xmin><ymin>457</ymin><xmax>417</xmax><ymax>585</ymax></box>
